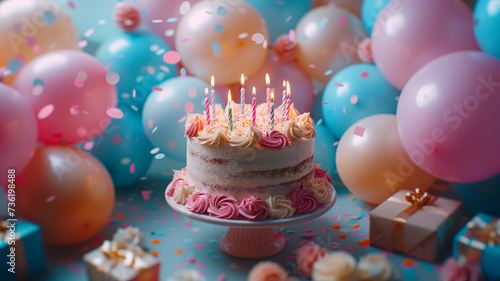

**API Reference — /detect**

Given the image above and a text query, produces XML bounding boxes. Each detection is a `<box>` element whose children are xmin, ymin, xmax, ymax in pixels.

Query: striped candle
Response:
<box><xmin>270</xmin><ymin>91</ymin><xmax>275</xmax><ymax>130</ymax></box>
<box><xmin>265</xmin><ymin>73</ymin><xmax>271</xmax><ymax>115</ymax></box>
<box><xmin>228</xmin><ymin>90</ymin><xmax>233</xmax><ymax>132</ymax></box>
<box><xmin>240</xmin><ymin>74</ymin><xmax>245</xmax><ymax>115</ymax></box>
<box><xmin>210</xmin><ymin>76</ymin><xmax>215</xmax><ymax>119</ymax></box>
<box><xmin>285</xmin><ymin>81</ymin><xmax>291</xmax><ymax>120</ymax></box>
<box><xmin>281</xmin><ymin>80</ymin><xmax>286</xmax><ymax>116</ymax></box>
<box><xmin>205</xmin><ymin>88</ymin><xmax>210</xmax><ymax>125</ymax></box>
<box><xmin>252</xmin><ymin>86</ymin><xmax>256</xmax><ymax>127</ymax></box>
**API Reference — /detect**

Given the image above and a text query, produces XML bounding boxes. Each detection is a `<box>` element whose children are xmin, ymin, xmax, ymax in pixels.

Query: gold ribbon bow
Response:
<box><xmin>0</xmin><ymin>220</ymin><xmax>9</xmax><ymax>241</ymax></box>
<box><xmin>459</xmin><ymin>216</ymin><xmax>500</xmax><ymax>263</ymax></box>
<box><xmin>98</xmin><ymin>240</ymin><xmax>146</xmax><ymax>272</ymax></box>
<box><xmin>391</xmin><ymin>188</ymin><xmax>437</xmax><ymax>253</ymax></box>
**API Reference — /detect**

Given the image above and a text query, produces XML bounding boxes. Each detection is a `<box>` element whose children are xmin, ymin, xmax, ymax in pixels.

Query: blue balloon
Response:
<box><xmin>361</xmin><ymin>0</ymin><xmax>391</xmax><ymax>35</ymax></box>
<box><xmin>314</xmin><ymin>119</ymin><xmax>342</xmax><ymax>187</ymax></box>
<box><xmin>244</xmin><ymin>0</ymin><xmax>312</xmax><ymax>42</ymax></box>
<box><xmin>95</xmin><ymin>32</ymin><xmax>178</xmax><ymax>110</ymax></box>
<box><xmin>148</xmin><ymin>154</ymin><xmax>186</xmax><ymax>180</ymax></box>
<box><xmin>451</xmin><ymin>173</ymin><xmax>500</xmax><ymax>217</ymax></box>
<box><xmin>322</xmin><ymin>63</ymin><xmax>400</xmax><ymax>139</ymax></box>
<box><xmin>142</xmin><ymin>76</ymin><xmax>223</xmax><ymax>162</ymax></box>
<box><xmin>310</xmin><ymin>88</ymin><xmax>324</xmax><ymax>122</ymax></box>
<box><xmin>474</xmin><ymin>0</ymin><xmax>500</xmax><ymax>59</ymax></box>
<box><xmin>88</xmin><ymin>108</ymin><xmax>154</xmax><ymax>188</ymax></box>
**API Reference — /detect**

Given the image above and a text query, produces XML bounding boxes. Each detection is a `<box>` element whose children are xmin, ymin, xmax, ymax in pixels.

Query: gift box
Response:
<box><xmin>453</xmin><ymin>213</ymin><xmax>500</xmax><ymax>280</ymax></box>
<box><xmin>370</xmin><ymin>189</ymin><xmax>461</xmax><ymax>262</ymax></box>
<box><xmin>84</xmin><ymin>240</ymin><xmax>160</xmax><ymax>281</ymax></box>
<box><xmin>0</xmin><ymin>219</ymin><xmax>46</xmax><ymax>281</ymax></box>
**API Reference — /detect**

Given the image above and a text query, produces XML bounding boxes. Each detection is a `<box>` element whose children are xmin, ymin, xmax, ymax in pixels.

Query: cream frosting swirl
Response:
<box><xmin>259</xmin><ymin>130</ymin><xmax>290</xmax><ymax>150</ymax></box>
<box><xmin>289</xmin><ymin>103</ymin><xmax>300</xmax><ymax>118</ymax></box>
<box><xmin>266</xmin><ymin>195</ymin><xmax>295</xmax><ymax>219</ymax></box>
<box><xmin>173</xmin><ymin>184</ymin><xmax>195</xmax><ymax>205</ymax></box>
<box><xmin>356</xmin><ymin>254</ymin><xmax>393</xmax><ymax>281</ymax></box>
<box><xmin>306</xmin><ymin>178</ymin><xmax>332</xmax><ymax>204</ymax></box>
<box><xmin>228</xmin><ymin>126</ymin><xmax>262</xmax><ymax>149</ymax></box>
<box><xmin>284</xmin><ymin>119</ymin><xmax>303</xmax><ymax>142</ymax></box>
<box><xmin>184</xmin><ymin>115</ymin><xmax>204</xmax><ymax>137</ymax></box>
<box><xmin>297</xmin><ymin>113</ymin><xmax>316</xmax><ymax>138</ymax></box>
<box><xmin>312</xmin><ymin>252</ymin><xmax>357</xmax><ymax>281</ymax></box>
<box><xmin>196</xmin><ymin>125</ymin><xmax>228</xmax><ymax>146</ymax></box>
<box><xmin>185</xmin><ymin>190</ymin><xmax>211</xmax><ymax>214</ymax></box>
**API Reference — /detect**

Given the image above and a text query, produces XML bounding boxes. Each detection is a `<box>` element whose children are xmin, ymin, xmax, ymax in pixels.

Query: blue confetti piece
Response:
<box><xmin>318</xmin><ymin>17</ymin><xmax>328</xmax><ymax>30</ymax></box>
<box><xmin>209</xmin><ymin>239</ymin><xmax>218</xmax><ymax>245</ymax></box>
<box><xmin>8</xmin><ymin>57</ymin><xmax>22</xmax><ymax>73</ymax></box>
<box><xmin>166</xmin><ymin>17</ymin><xmax>178</xmax><ymax>23</ymax></box>
<box><xmin>184</xmin><ymin>238</ymin><xmax>194</xmax><ymax>244</ymax></box>
<box><xmin>402</xmin><ymin>268</ymin><xmax>419</xmax><ymax>280</ymax></box>
<box><xmin>422</xmin><ymin>264</ymin><xmax>434</xmax><ymax>271</ymax></box>
<box><xmin>324</xmin><ymin>69</ymin><xmax>333</xmax><ymax>76</ymax></box>
<box><xmin>215</xmin><ymin>24</ymin><xmax>223</xmax><ymax>33</ymax></box>
<box><xmin>33</xmin><ymin>78</ymin><xmax>44</xmax><ymax>87</ymax></box>
<box><xmin>211</xmin><ymin>41</ymin><xmax>221</xmax><ymax>57</ymax></box>
<box><xmin>359</xmin><ymin>213</ymin><xmax>369</xmax><ymax>218</ymax></box>
<box><xmin>42</xmin><ymin>10</ymin><xmax>56</xmax><ymax>25</ymax></box>
<box><xmin>180</xmin><ymin>68</ymin><xmax>187</xmax><ymax>76</ymax></box>
<box><xmin>300</xmin><ymin>33</ymin><xmax>308</xmax><ymax>43</ymax></box>
<box><xmin>212</xmin><ymin>254</ymin><xmax>223</xmax><ymax>260</ymax></box>
<box><xmin>285</xmin><ymin>261</ymin><xmax>295</xmax><ymax>268</ymax></box>
<box><xmin>150</xmin><ymin>245</ymin><xmax>161</xmax><ymax>250</ymax></box>
<box><xmin>205</xmin><ymin>249</ymin><xmax>215</xmax><ymax>255</ymax></box>
<box><xmin>217</xmin><ymin>6</ymin><xmax>227</xmax><ymax>16</ymax></box>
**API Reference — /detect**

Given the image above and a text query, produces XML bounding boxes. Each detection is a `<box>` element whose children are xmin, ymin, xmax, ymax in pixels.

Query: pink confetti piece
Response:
<box><xmin>141</xmin><ymin>190</ymin><xmax>151</xmax><ymax>201</ymax></box>
<box><xmin>83</xmin><ymin>141</ymin><xmax>94</xmax><ymax>150</ymax></box>
<box><xmin>217</xmin><ymin>274</ymin><xmax>227</xmax><ymax>281</ymax></box>
<box><xmin>343</xmin><ymin>212</ymin><xmax>350</xmax><ymax>217</ymax></box>
<box><xmin>78</xmin><ymin>40</ymin><xmax>88</xmax><ymax>48</ymax></box>
<box><xmin>322</xmin><ymin>102</ymin><xmax>329</xmax><ymax>105</ymax></box>
<box><xmin>84</xmin><ymin>28</ymin><xmax>94</xmax><ymax>37</ymax></box>
<box><xmin>26</xmin><ymin>36</ymin><xmax>36</xmax><ymax>46</ymax></box>
<box><xmin>32</xmin><ymin>84</ymin><xmax>44</xmax><ymax>96</ymax></box>
<box><xmin>321</xmin><ymin>228</ymin><xmax>328</xmax><ymax>232</ymax></box>
<box><xmin>122</xmin><ymin>223</ymin><xmax>131</xmax><ymax>228</ymax></box>
<box><xmin>288</xmin><ymin>29</ymin><xmax>295</xmax><ymax>42</ymax></box>
<box><xmin>136</xmin><ymin>216</ymin><xmax>144</xmax><ymax>221</ymax></box>
<box><xmin>68</xmin><ymin>1</ymin><xmax>75</xmax><ymax>9</ymax></box>
<box><xmin>333</xmin><ymin>141</ymin><xmax>339</xmax><ymax>146</ymax></box>
<box><xmin>304</xmin><ymin>228</ymin><xmax>314</xmax><ymax>232</ymax></box>
<box><xmin>346</xmin><ymin>245</ymin><xmax>355</xmax><ymax>251</ymax></box>
<box><xmin>306</xmin><ymin>221</ymin><xmax>312</xmax><ymax>225</ymax></box>
<box><xmin>38</xmin><ymin>104</ymin><xmax>54</xmax><ymax>120</ymax></box>
<box><xmin>338</xmin><ymin>15</ymin><xmax>347</xmax><ymax>25</ymax></box>
<box><xmin>353</xmin><ymin>229</ymin><xmax>360</xmax><ymax>233</ymax></box>
<box><xmin>331</xmin><ymin>215</ymin><xmax>340</xmax><ymax>220</ymax></box>
<box><xmin>331</xmin><ymin>242</ymin><xmax>340</xmax><ymax>248</ymax></box>
<box><xmin>308</xmin><ymin>64</ymin><xmax>316</xmax><ymax>68</ymax></box>
<box><xmin>162</xmin><ymin>217</ymin><xmax>168</xmax><ymax>221</ymax></box>
<box><xmin>74</xmin><ymin>78</ymin><xmax>84</xmax><ymax>88</ymax></box>
<box><xmin>174</xmin><ymin>217</ymin><xmax>181</xmax><ymax>222</ymax></box>
<box><xmin>272</xmin><ymin>231</ymin><xmax>283</xmax><ymax>239</ymax></box>
<box><xmin>76</xmin><ymin>126</ymin><xmax>87</xmax><ymax>138</ymax></box>
<box><xmin>178</xmin><ymin>116</ymin><xmax>187</xmax><ymax>123</ymax></box>
<box><xmin>353</xmin><ymin>126</ymin><xmax>365</xmax><ymax>137</ymax></box>
<box><xmin>195</xmin><ymin>244</ymin><xmax>204</xmax><ymax>249</ymax></box>
<box><xmin>33</xmin><ymin>45</ymin><xmax>42</xmax><ymax>53</ymax></box>
<box><xmin>197</xmin><ymin>262</ymin><xmax>206</xmax><ymax>269</ymax></box>
<box><xmin>343</xmin><ymin>106</ymin><xmax>346</xmax><ymax>114</ymax></box>
<box><xmin>350</xmin><ymin>95</ymin><xmax>358</xmax><ymax>104</ymax></box>
<box><xmin>170</xmin><ymin>210</ymin><xmax>179</xmax><ymax>216</ymax></box>
<box><xmin>180</xmin><ymin>38</ymin><xmax>189</xmax><ymax>43</ymax></box>
<box><xmin>106</xmin><ymin>107</ymin><xmax>124</xmax><ymax>119</ymax></box>
<box><xmin>184</xmin><ymin>222</ymin><xmax>192</xmax><ymax>227</ymax></box>
<box><xmin>152</xmin><ymin>86</ymin><xmax>162</xmax><ymax>91</ymax></box>
<box><xmin>361</xmin><ymin>71</ymin><xmax>369</xmax><ymax>78</ymax></box>
<box><xmin>334</xmin><ymin>83</ymin><xmax>344</xmax><ymax>87</ymax></box>
<box><xmin>184</xmin><ymin>101</ymin><xmax>194</xmax><ymax>113</ymax></box>
<box><xmin>163</xmin><ymin>51</ymin><xmax>182</xmax><ymax>64</ymax></box>
<box><xmin>45</xmin><ymin>195</ymin><xmax>56</xmax><ymax>203</ymax></box>
<box><xmin>187</xmin><ymin>257</ymin><xmax>196</xmax><ymax>263</ymax></box>
<box><xmin>130</xmin><ymin>163</ymin><xmax>135</xmax><ymax>174</ymax></box>
<box><xmin>113</xmin><ymin>135</ymin><xmax>122</xmax><ymax>144</ymax></box>
<box><xmin>176</xmin><ymin>263</ymin><xmax>185</xmax><ymax>269</ymax></box>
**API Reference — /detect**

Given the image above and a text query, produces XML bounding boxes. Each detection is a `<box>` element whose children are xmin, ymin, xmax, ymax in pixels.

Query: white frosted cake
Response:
<box><xmin>166</xmin><ymin>102</ymin><xmax>334</xmax><ymax>220</ymax></box>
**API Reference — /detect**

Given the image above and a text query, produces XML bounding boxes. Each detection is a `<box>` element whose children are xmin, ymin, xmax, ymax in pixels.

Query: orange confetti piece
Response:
<box><xmin>116</xmin><ymin>213</ymin><xmax>125</xmax><ymax>219</ymax></box>
<box><xmin>403</xmin><ymin>258</ymin><xmax>416</xmax><ymax>267</ymax></box>
<box><xmin>358</xmin><ymin>239</ymin><xmax>369</xmax><ymax>246</ymax></box>
<box><xmin>338</xmin><ymin>234</ymin><xmax>346</xmax><ymax>239</ymax></box>
<box><xmin>150</xmin><ymin>250</ymin><xmax>159</xmax><ymax>257</ymax></box>
<box><xmin>352</xmin><ymin>224</ymin><xmax>360</xmax><ymax>229</ymax></box>
<box><xmin>174</xmin><ymin>250</ymin><xmax>183</xmax><ymax>255</ymax></box>
<box><xmin>151</xmin><ymin>239</ymin><xmax>161</xmax><ymax>245</ymax></box>
<box><xmin>347</xmin><ymin>194</ymin><xmax>355</xmax><ymax>198</ymax></box>
<box><xmin>331</xmin><ymin>225</ymin><xmax>341</xmax><ymax>230</ymax></box>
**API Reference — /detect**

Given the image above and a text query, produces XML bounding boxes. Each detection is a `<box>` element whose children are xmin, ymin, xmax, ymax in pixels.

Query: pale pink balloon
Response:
<box><xmin>12</xmin><ymin>50</ymin><xmax>117</xmax><ymax>145</ymax></box>
<box><xmin>371</xmin><ymin>0</ymin><xmax>480</xmax><ymax>90</ymax></box>
<box><xmin>244</xmin><ymin>58</ymin><xmax>315</xmax><ymax>113</ymax></box>
<box><xmin>0</xmin><ymin>83</ymin><xmax>37</xmax><ymax>185</ymax></box>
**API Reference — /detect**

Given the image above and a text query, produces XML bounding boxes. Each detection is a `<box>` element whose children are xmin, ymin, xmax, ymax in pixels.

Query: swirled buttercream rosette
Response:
<box><xmin>238</xmin><ymin>196</ymin><xmax>269</xmax><ymax>221</ymax></box>
<box><xmin>185</xmin><ymin>191</ymin><xmax>211</xmax><ymax>214</ymax></box>
<box><xmin>207</xmin><ymin>194</ymin><xmax>239</xmax><ymax>219</ymax></box>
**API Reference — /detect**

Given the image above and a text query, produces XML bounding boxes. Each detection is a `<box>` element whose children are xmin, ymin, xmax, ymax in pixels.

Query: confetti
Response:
<box><xmin>179</xmin><ymin>1</ymin><xmax>191</xmax><ymax>15</ymax></box>
<box><xmin>187</xmin><ymin>257</ymin><xmax>196</xmax><ymax>263</ymax></box>
<box><xmin>361</xmin><ymin>71</ymin><xmax>369</xmax><ymax>78</ymax></box>
<box><xmin>350</xmin><ymin>95</ymin><xmax>358</xmax><ymax>104</ymax></box>
<box><xmin>45</xmin><ymin>195</ymin><xmax>56</xmax><ymax>203</ymax></box>
<box><xmin>338</xmin><ymin>234</ymin><xmax>346</xmax><ymax>239</ymax></box>
<box><xmin>166</xmin><ymin>17</ymin><xmax>178</xmax><ymax>23</ymax></box>
<box><xmin>150</xmin><ymin>147</ymin><xmax>160</xmax><ymax>154</ymax></box>
<box><xmin>175</xmin><ymin>250</ymin><xmax>184</xmax><ymax>255</ymax></box>
<box><xmin>106</xmin><ymin>72</ymin><xmax>120</xmax><ymax>85</ymax></box>
<box><xmin>195</xmin><ymin>244</ymin><xmax>204</xmax><ymax>249</ymax></box>
<box><xmin>217</xmin><ymin>274</ymin><xmax>227</xmax><ymax>281</ymax></box>
<box><xmin>155</xmin><ymin>153</ymin><xmax>165</xmax><ymax>160</ymax></box>
<box><xmin>212</xmin><ymin>41</ymin><xmax>221</xmax><ymax>57</ymax></box>
<box><xmin>251</xmin><ymin>33</ymin><xmax>265</xmax><ymax>44</ymax></box>
<box><xmin>84</xmin><ymin>28</ymin><xmax>94</xmax><ymax>37</ymax></box>
<box><xmin>165</xmin><ymin>29</ymin><xmax>175</xmax><ymax>37</ymax></box>
<box><xmin>324</xmin><ymin>69</ymin><xmax>333</xmax><ymax>76</ymax></box>
<box><xmin>163</xmin><ymin>51</ymin><xmax>182</xmax><ymax>64</ymax></box>
<box><xmin>338</xmin><ymin>15</ymin><xmax>347</xmax><ymax>26</ymax></box>
<box><xmin>184</xmin><ymin>102</ymin><xmax>194</xmax><ymax>113</ymax></box>
<box><xmin>403</xmin><ymin>258</ymin><xmax>416</xmax><ymax>268</ymax></box>
<box><xmin>106</xmin><ymin>107</ymin><xmax>124</xmax><ymax>119</ymax></box>
<box><xmin>38</xmin><ymin>104</ymin><xmax>54</xmax><ymax>120</ymax></box>
<box><xmin>238</xmin><ymin>33</ymin><xmax>248</xmax><ymax>39</ymax></box>
<box><xmin>141</xmin><ymin>190</ymin><xmax>151</xmax><ymax>201</ymax></box>
<box><xmin>353</xmin><ymin>126</ymin><xmax>365</xmax><ymax>137</ymax></box>
<box><xmin>74</xmin><ymin>78</ymin><xmax>84</xmax><ymax>88</ymax></box>
<box><xmin>334</xmin><ymin>83</ymin><xmax>344</xmax><ymax>87</ymax></box>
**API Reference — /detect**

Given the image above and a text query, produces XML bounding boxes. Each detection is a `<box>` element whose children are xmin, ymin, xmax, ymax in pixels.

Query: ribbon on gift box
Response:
<box><xmin>388</xmin><ymin>188</ymin><xmax>450</xmax><ymax>253</ymax></box>
<box><xmin>95</xmin><ymin>240</ymin><xmax>149</xmax><ymax>274</ymax></box>
<box><xmin>457</xmin><ymin>216</ymin><xmax>500</xmax><ymax>264</ymax></box>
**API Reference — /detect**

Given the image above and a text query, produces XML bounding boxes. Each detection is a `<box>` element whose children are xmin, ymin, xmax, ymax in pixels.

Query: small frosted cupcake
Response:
<box><xmin>357</xmin><ymin>253</ymin><xmax>393</xmax><ymax>281</ymax></box>
<box><xmin>312</xmin><ymin>252</ymin><xmax>357</xmax><ymax>281</ymax></box>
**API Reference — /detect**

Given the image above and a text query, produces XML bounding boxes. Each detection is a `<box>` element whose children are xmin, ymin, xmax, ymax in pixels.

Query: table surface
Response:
<box><xmin>33</xmin><ymin>177</ymin><xmax>456</xmax><ymax>281</ymax></box>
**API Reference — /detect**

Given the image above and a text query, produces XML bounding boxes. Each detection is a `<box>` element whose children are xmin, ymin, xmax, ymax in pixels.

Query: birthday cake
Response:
<box><xmin>165</xmin><ymin>101</ymin><xmax>334</xmax><ymax>220</ymax></box>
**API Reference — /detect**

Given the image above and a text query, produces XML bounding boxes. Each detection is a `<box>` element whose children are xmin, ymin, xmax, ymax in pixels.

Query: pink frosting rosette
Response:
<box><xmin>314</xmin><ymin>164</ymin><xmax>333</xmax><ymax>183</ymax></box>
<box><xmin>239</xmin><ymin>196</ymin><xmax>269</xmax><ymax>221</ymax></box>
<box><xmin>440</xmin><ymin>258</ymin><xmax>482</xmax><ymax>281</ymax></box>
<box><xmin>207</xmin><ymin>194</ymin><xmax>239</xmax><ymax>219</ymax></box>
<box><xmin>248</xmin><ymin>261</ymin><xmax>288</xmax><ymax>281</ymax></box>
<box><xmin>259</xmin><ymin>130</ymin><xmax>290</xmax><ymax>150</ymax></box>
<box><xmin>288</xmin><ymin>188</ymin><xmax>319</xmax><ymax>214</ymax></box>
<box><xmin>166</xmin><ymin>178</ymin><xmax>187</xmax><ymax>197</ymax></box>
<box><xmin>296</xmin><ymin>242</ymin><xmax>329</xmax><ymax>278</ymax></box>
<box><xmin>185</xmin><ymin>191</ymin><xmax>211</xmax><ymax>214</ymax></box>
<box><xmin>184</xmin><ymin>115</ymin><xmax>204</xmax><ymax>137</ymax></box>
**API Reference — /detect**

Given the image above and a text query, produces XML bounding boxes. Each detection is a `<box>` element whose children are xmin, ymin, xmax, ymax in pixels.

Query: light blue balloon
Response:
<box><xmin>322</xmin><ymin>63</ymin><xmax>400</xmax><ymax>139</ymax></box>
<box><xmin>142</xmin><ymin>76</ymin><xmax>223</xmax><ymax>162</ymax></box>
<box><xmin>88</xmin><ymin>108</ymin><xmax>154</xmax><ymax>188</ymax></box>
<box><xmin>310</xmin><ymin>89</ymin><xmax>324</xmax><ymax>122</ymax></box>
<box><xmin>361</xmin><ymin>0</ymin><xmax>391</xmax><ymax>35</ymax></box>
<box><xmin>95</xmin><ymin>32</ymin><xmax>178</xmax><ymax>110</ymax></box>
<box><xmin>451</xmin><ymin>173</ymin><xmax>500</xmax><ymax>217</ymax></box>
<box><xmin>314</xmin><ymin>119</ymin><xmax>342</xmax><ymax>187</ymax></box>
<box><xmin>474</xmin><ymin>0</ymin><xmax>500</xmax><ymax>59</ymax></box>
<box><xmin>244</xmin><ymin>0</ymin><xmax>312</xmax><ymax>42</ymax></box>
<box><xmin>147</xmin><ymin>154</ymin><xmax>186</xmax><ymax>180</ymax></box>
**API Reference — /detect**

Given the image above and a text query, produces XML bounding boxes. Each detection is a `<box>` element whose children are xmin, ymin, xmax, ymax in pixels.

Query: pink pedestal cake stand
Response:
<box><xmin>166</xmin><ymin>186</ymin><xmax>337</xmax><ymax>259</ymax></box>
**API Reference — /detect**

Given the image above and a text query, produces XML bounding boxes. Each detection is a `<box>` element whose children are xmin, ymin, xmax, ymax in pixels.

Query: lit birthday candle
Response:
<box><xmin>285</xmin><ymin>81</ymin><xmax>291</xmax><ymax>120</ymax></box>
<box><xmin>281</xmin><ymin>80</ymin><xmax>286</xmax><ymax>116</ymax></box>
<box><xmin>252</xmin><ymin>86</ymin><xmax>256</xmax><ymax>127</ymax></box>
<box><xmin>210</xmin><ymin>76</ymin><xmax>215</xmax><ymax>119</ymax></box>
<box><xmin>228</xmin><ymin>90</ymin><xmax>233</xmax><ymax>132</ymax></box>
<box><xmin>240</xmin><ymin>74</ymin><xmax>245</xmax><ymax>115</ymax></box>
<box><xmin>265</xmin><ymin>73</ymin><xmax>271</xmax><ymax>115</ymax></box>
<box><xmin>205</xmin><ymin>88</ymin><xmax>210</xmax><ymax>125</ymax></box>
<box><xmin>270</xmin><ymin>91</ymin><xmax>275</xmax><ymax>131</ymax></box>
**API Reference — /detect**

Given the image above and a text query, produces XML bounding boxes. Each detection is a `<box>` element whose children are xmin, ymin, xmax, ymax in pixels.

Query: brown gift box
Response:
<box><xmin>369</xmin><ymin>189</ymin><xmax>461</xmax><ymax>262</ymax></box>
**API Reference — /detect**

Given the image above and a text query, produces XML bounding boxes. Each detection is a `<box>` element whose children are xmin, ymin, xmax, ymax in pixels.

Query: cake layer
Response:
<box><xmin>186</xmin><ymin>137</ymin><xmax>315</xmax><ymax>200</ymax></box>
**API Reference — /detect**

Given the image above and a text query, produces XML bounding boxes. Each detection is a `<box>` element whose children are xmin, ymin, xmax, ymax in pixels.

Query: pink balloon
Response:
<box><xmin>244</xmin><ymin>58</ymin><xmax>315</xmax><ymax>113</ymax></box>
<box><xmin>13</xmin><ymin>50</ymin><xmax>117</xmax><ymax>145</ymax></box>
<box><xmin>372</xmin><ymin>0</ymin><xmax>480</xmax><ymax>90</ymax></box>
<box><xmin>136</xmin><ymin>0</ymin><xmax>202</xmax><ymax>50</ymax></box>
<box><xmin>0</xmin><ymin>83</ymin><xmax>37</xmax><ymax>184</ymax></box>
<box><xmin>397</xmin><ymin>51</ymin><xmax>500</xmax><ymax>183</ymax></box>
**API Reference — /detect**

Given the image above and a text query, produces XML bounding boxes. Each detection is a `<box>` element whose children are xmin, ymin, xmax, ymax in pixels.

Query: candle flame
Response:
<box><xmin>283</xmin><ymin>80</ymin><xmax>286</xmax><ymax>88</ymax></box>
<box><xmin>265</xmin><ymin>73</ymin><xmax>270</xmax><ymax>86</ymax></box>
<box><xmin>241</xmin><ymin>74</ymin><xmax>245</xmax><ymax>86</ymax></box>
<box><xmin>271</xmin><ymin>91</ymin><xmax>274</xmax><ymax>102</ymax></box>
<box><xmin>205</xmin><ymin>88</ymin><xmax>208</xmax><ymax>97</ymax></box>
<box><xmin>252</xmin><ymin>86</ymin><xmax>256</xmax><ymax>96</ymax></box>
<box><xmin>286</xmin><ymin>81</ymin><xmax>291</xmax><ymax>97</ymax></box>
<box><xmin>228</xmin><ymin>89</ymin><xmax>232</xmax><ymax>102</ymax></box>
<box><xmin>211</xmin><ymin>76</ymin><xmax>215</xmax><ymax>87</ymax></box>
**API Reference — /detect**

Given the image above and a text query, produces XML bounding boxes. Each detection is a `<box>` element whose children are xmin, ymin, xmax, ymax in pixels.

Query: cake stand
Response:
<box><xmin>166</xmin><ymin>186</ymin><xmax>337</xmax><ymax>259</ymax></box>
